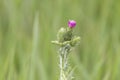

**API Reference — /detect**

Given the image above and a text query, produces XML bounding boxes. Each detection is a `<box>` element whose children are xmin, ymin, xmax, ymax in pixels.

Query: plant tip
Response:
<box><xmin>68</xmin><ymin>20</ymin><xmax>76</xmax><ymax>28</ymax></box>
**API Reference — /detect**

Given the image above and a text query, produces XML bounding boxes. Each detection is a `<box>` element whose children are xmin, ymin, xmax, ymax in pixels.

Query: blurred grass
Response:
<box><xmin>0</xmin><ymin>0</ymin><xmax>120</xmax><ymax>80</ymax></box>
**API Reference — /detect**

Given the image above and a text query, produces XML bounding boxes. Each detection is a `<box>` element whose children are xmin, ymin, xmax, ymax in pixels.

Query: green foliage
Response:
<box><xmin>0</xmin><ymin>0</ymin><xmax>120</xmax><ymax>80</ymax></box>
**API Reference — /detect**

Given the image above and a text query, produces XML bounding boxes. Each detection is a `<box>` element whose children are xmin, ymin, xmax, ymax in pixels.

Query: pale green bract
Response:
<box><xmin>52</xmin><ymin>27</ymin><xmax>80</xmax><ymax>47</ymax></box>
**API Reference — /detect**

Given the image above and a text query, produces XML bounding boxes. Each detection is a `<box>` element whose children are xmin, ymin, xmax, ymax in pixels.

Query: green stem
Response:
<box><xmin>59</xmin><ymin>44</ymin><xmax>71</xmax><ymax>80</ymax></box>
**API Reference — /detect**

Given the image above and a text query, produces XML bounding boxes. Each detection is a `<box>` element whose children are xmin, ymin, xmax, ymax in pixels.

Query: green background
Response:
<box><xmin>0</xmin><ymin>0</ymin><xmax>120</xmax><ymax>80</ymax></box>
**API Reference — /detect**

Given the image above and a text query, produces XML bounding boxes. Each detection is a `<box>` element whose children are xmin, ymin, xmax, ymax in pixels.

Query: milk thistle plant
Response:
<box><xmin>52</xmin><ymin>20</ymin><xmax>80</xmax><ymax>80</ymax></box>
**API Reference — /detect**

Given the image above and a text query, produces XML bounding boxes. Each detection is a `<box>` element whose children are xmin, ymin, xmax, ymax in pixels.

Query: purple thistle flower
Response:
<box><xmin>68</xmin><ymin>20</ymin><xmax>76</xmax><ymax>28</ymax></box>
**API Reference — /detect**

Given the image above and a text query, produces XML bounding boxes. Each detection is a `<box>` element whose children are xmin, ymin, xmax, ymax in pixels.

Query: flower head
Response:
<box><xmin>68</xmin><ymin>20</ymin><xmax>76</xmax><ymax>28</ymax></box>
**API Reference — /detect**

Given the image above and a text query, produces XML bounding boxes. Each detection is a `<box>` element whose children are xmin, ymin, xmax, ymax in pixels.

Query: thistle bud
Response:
<box><xmin>68</xmin><ymin>20</ymin><xmax>76</xmax><ymax>28</ymax></box>
<box><xmin>57</xmin><ymin>27</ymin><xmax>66</xmax><ymax>42</ymax></box>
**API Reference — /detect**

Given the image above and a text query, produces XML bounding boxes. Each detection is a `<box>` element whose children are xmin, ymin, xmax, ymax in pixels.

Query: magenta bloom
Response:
<box><xmin>68</xmin><ymin>20</ymin><xmax>76</xmax><ymax>28</ymax></box>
